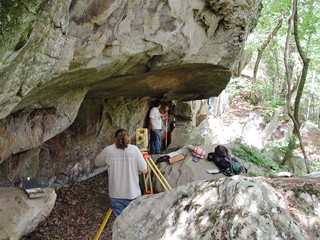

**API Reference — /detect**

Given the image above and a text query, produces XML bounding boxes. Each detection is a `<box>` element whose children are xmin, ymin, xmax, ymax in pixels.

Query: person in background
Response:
<box><xmin>94</xmin><ymin>128</ymin><xmax>147</xmax><ymax>218</ymax></box>
<box><xmin>149</xmin><ymin>100</ymin><xmax>166</xmax><ymax>154</ymax></box>
<box><xmin>207</xmin><ymin>97</ymin><xmax>215</xmax><ymax>115</ymax></box>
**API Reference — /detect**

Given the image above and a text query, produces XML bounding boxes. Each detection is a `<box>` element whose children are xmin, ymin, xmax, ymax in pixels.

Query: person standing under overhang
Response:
<box><xmin>149</xmin><ymin>101</ymin><xmax>166</xmax><ymax>154</ymax></box>
<box><xmin>94</xmin><ymin>129</ymin><xmax>147</xmax><ymax>218</ymax></box>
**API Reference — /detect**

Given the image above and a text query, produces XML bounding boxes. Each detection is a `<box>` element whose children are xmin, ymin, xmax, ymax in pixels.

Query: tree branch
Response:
<box><xmin>253</xmin><ymin>17</ymin><xmax>284</xmax><ymax>85</ymax></box>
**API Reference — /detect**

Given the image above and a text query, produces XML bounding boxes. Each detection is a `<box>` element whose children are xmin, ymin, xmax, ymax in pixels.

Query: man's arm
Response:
<box><xmin>149</xmin><ymin>117</ymin><xmax>155</xmax><ymax>131</ymax></box>
<box><xmin>94</xmin><ymin>150</ymin><xmax>107</xmax><ymax>168</ymax></box>
<box><xmin>140</xmin><ymin>168</ymin><xmax>148</xmax><ymax>174</ymax></box>
<box><xmin>136</xmin><ymin>148</ymin><xmax>148</xmax><ymax>173</ymax></box>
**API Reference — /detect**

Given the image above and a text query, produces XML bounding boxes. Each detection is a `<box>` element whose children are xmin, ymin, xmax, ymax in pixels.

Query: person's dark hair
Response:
<box><xmin>154</xmin><ymin>100</ymin><xmax>161</xmax><ymax>107</ymax></box>
<box><xmin>115</xmin><ymin>129</ymin><xmax>130</xmax><ymax>150</ymax></box>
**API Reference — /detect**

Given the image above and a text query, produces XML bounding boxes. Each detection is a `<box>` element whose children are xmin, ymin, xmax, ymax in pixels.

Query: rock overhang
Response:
<box><xmin>0</xmin><ymin>0</ymin><xmax>263</xmax><ymax>183</ymax></box>
<box><xmin>9</xmin><ymin>62</ymin><xmax>230</xmax><ymax>114</ymax></box>
<box><xmin>0</xmin><ymin>0</ymin><xmax>262</xmax><ymax>119</ymax></box>
<box><xmin>87</xmin><ymin>63</ymin><xmax>231</xmax><ymax>101</ymax></box>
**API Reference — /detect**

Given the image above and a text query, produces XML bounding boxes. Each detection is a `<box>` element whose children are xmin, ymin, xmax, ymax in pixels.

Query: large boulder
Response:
<box><xmin>153</xmin><ymin>143</ymin><xmax>253</xmax><ymax>193</ymax></box>
<box><xmin>154</xmin><ymin>146</ymin><xmax>225</xmax><ymax>193</ymax></box>
<box><xmin>113</xmin><ymin>176</ymin><xmax>320</xmax><ymax>240</ymax></box>
<box><xmin>0</xmin><ymin>187</ymin><xmax>56</xmax><ymax>240</ymax></box>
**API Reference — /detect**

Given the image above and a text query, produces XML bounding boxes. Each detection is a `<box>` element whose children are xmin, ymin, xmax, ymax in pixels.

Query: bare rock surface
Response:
<box><xmin>0</xmin><ymin>187</ymin><xmax>56</xmax><ymax>240</ymax></box>
<box><xmin>154</xmin><ymin>146</ymin><xmax>226</xmax><ymax>193</ymax></box>
<box><xmin>113</xmin><ymin>176</ymin><xmax>320</xmax><ymax>240</ymax></box>
<box><xmin>0</xmin><ymin>0</ymin><xmax>263</xmax><ymax>120</ymax></box>
<box><xmin>0</xmin><ymin>0</ymin><xmax>262</xmax><ymax>170</ymax></box>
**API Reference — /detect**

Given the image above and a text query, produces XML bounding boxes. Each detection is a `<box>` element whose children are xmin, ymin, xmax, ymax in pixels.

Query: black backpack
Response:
<box><xmin>208</xmin><ymin>145</ymin><xmax>247</xmax><ymax>176</ymax></box>
<box><xmin>156</xmin><ymin>155</ymin><xmax>170</xmax><ymax>163</ymax></box>
<box><xmin>207</xmin><ymin>145</ymin><xmax>229</xmax><ymax>161</ymax></box>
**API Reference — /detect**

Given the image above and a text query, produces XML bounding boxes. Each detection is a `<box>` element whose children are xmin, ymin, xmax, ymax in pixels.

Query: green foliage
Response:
<box><xmin>246</xmin><ymin>0</ymin><xmax>320</xmax><ymax>125</ymax></box>
<box><xmin>263</xmin><ymin>108</ymin><xmax>275</xmax><ymax>122</ymax></box>
<box><xmin>262</xmin><ymin>98</ymin><xmax>287</xmax><ymax>122</ymax></box>
<box><xmin>265</xmin><ymin>136</ymin><xmax>297</xmax><ymax>165</ymax></box>
<box><xmin>246</xmin><ymin>0</ymin><xmax>291</xmax><ymax>52</ymax></box>
<box><xmin>231</xmin><ymin>138</ymin><xmax>279</xmax><ymax>170</ymax></box>
<box><xmin>310</xmin><ymin>159</ymin><xmax>320</xmax><ymax>171</ymax></box>
<box><xmin>287</xmin><ymin>134</ymin><xmax>297</xmax><ymax>151</ymax></box>
<box><xmin>265</xmin><ymin>98</ymin><xmax>286</xmax><ymax>111</ymax></box>
<box><xmin>265</xmin><ymin>141</ymin><xmax>284</xmax><ymax>162</ymax></box>
<box><xmin>227</xmin><ymin>77</ymin><xmax>252</xmax><ymax>96</ymax></box>
<box><xmin>230</xmin><ymin>0</ymin><xmax>320</xmax><ymax>174</ymax></box>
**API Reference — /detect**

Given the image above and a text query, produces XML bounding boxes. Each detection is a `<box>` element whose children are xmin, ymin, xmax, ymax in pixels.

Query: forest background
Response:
<box><xmin>223</xmin><ymin>0</ymin><xmax>320</xmax><ymax>175</ymax></box>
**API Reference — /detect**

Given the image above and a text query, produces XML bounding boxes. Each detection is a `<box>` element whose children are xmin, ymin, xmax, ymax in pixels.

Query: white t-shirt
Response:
<box><xmin>149</xmin><ymin>107</ymin><xmax>162</xmax><ymax>129</ymax></box>
<box><xmin>95</xmin><ymin>144</ymin><xmax>147</xmax><ymax>199</ymax></box>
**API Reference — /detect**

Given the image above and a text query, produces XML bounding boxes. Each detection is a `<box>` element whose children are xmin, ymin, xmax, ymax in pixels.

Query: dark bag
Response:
<box><xmin>208</xmin><ymin>145</ymin><xmax>247</xmax><ymax>176</ymax></box>
<box><xmin>214</xmin><ymin>145</ymin><xmax>229</xmax><ymax>157</ymax></box>
<box><xmin>213</xmin><ymin>156</ymin><xmax>247</xmax><ymax>176</ymax></box>
<box><xmin>207</xmin><ymin>145</ymin><xmax>229</xmax><ymax>162</ymax></box>
<box><xmin>207</xmin><ymin>152</ymin><xmax>216</xmax><ymax>161</ymax></box>
<box><xmin>156</xmin><ymin>155</ymin><xmax>170</xmax><ymax>163</ymax></box>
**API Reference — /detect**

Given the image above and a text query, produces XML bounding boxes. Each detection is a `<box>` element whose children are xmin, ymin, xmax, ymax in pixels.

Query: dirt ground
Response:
<box><xmin>27</xmin><ymin>171</ymin><xmax>115</xmax><ymax>240</ymax></box>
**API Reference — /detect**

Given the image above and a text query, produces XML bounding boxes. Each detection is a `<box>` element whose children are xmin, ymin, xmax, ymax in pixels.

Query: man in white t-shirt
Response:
<box><xmin>149</xmin><ymin>101</ymin><xmax>165</xmax><ymax>154</ymax></box>
<box><xmin>95</xmin><ymin>129</ymin><xmax>147</xmax><ymax>218</ymax></box>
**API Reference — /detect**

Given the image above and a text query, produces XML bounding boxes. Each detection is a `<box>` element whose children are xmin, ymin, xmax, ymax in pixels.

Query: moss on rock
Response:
<box><xmin>0</xmin><ymin>0</ymin><xmax>47</xmax><ymax>62</ymax></box>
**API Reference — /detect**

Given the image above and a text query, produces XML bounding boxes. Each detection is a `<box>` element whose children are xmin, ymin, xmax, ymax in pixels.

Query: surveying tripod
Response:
<box><xmin>142</xmin><ymin>152</ymin><xmax>172</xmax><ymax>194</ymax></box>
<box><xmin>94</xmin><ymin>129</ymin><xmax>171</xmax><ymax>240</ymax></box>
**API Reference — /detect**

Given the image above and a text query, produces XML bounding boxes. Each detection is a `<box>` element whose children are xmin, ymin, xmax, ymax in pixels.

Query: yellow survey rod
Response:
<box><xmin>94</xmin><ymin>208</ymin><xmax>113</xmax><ymax>240</ymax></box>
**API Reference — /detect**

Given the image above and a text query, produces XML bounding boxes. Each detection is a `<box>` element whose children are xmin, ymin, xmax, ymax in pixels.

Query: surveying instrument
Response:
<box><xmin>94</xmin><ymin>128</ymin><xmax>171</xmax><ymax>240</ymax></box>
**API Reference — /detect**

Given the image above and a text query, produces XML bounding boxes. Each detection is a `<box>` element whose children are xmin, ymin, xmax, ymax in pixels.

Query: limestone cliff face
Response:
<box><xmin>0</xmin><ymin>0</ymin><xmax>262</xmax><ymax>185</ymax></box>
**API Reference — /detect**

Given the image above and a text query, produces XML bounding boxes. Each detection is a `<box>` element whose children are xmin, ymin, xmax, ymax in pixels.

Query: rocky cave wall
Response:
<box><xmin>0</xmin><ymin>0</ymin><xmax>262</xmax><ymax>186</ymax></box>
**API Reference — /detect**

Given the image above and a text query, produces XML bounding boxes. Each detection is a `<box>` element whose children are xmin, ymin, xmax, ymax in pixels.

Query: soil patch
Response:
<box><xmin>27</xmin><ymin>171</ymin><xmax>114</xmax><ymax>240</ymax></box>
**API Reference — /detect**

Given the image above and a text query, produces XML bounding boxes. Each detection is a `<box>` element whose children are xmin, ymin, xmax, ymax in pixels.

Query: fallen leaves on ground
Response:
<box><xmin>28</xmin><ymin>171</ymin><xmax>115</xmax><ymax>240</ymax></box>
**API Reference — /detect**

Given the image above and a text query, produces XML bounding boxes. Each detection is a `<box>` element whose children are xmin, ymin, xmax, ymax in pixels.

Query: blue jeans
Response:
<box><xmin>150</xmin><ymin>129</ymin><xmax>161</xmax><ymax>154</ymax></box>
<box><xmin>110</xmin><ymin>196</ymin><xmax>141</xmax><ymax>218</ymax></box>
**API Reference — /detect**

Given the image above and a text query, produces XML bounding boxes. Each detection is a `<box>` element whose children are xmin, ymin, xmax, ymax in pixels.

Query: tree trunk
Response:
<box><xmin>271</xmin><ymin>40</ymin><xmax>281</xmax><ymax>97</ymax></box>
<box><xmin>293</xmin><ymin>0</ymin><xmax>310</xmax><ymax>173</ymax></box>
<box><xmin>284</xmin><ymin>0</ymin><xmax>310</xmax><ymax>173</ymax></box>
<box><xmin>293</xmin><ymin>0</ymin><xmax>310</xmax><ymax>130</ymax></box>
<box><xmin>318</xmin><ymin>106</ymin><xmax>320</xmax><ymax>128</ymax></box>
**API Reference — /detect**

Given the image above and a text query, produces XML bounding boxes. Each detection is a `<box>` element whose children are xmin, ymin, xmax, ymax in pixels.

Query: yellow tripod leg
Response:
<box><xmin>148</xmin><ymin>157</ymin><xmax>172</xmax><ymax>190</ymax></box>
<box><xmin>94</xmin><ymin>207</ymin><xmax>113</xmax><ymax>240</ymax></box>
<box><xmin>143</xmin><ymin>172</ymin><xmax>147</xmax><ymax>192</ymax></box>
<box><xmin>141</xmin><ymin>152</ymin><xmax>171</xmax><ymax>193</ymax></box>
<box><xmin>147</xmin><ymin>162</ymin><xmax>153</xmax><ymax>193</ymax></box>
<box><xmin>146</xmin><ymin>158</ymin><xmax>172</xmax><ymax>191</ymax></box>
<box><xmin>143</xmin><ymin>162</ymin><xmax>153</xmax><ymax>194</ymax></box>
